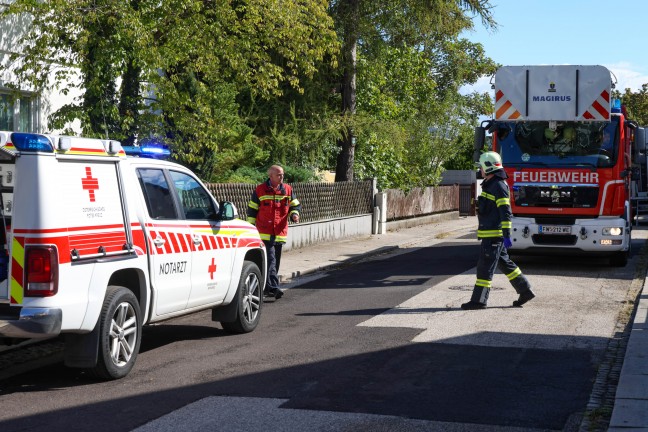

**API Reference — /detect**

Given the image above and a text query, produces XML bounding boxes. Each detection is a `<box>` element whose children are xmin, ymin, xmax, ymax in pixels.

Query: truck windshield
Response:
<box><xmin>496</xmin><ymin>118</ymin><xmax>618</xmax><ymax>168</ymax></box>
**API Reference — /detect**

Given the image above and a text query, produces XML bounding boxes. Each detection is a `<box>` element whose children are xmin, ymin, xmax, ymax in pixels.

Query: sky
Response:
<box><xmin>461</xmin><ymin>0</ymin><xmax>648</xmax><ymax>94</ymax></box>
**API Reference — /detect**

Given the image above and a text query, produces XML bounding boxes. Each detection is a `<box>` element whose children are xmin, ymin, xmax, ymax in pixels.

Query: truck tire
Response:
<box><xmin>221</xmin><ymin>261</ymin><xmax>262</xmax><ymax>334</ymax></box>
<box><xmin>610</xmin><ymin>229</ymin><xmax>631</xmax><ymax>267</ymax></box>
<box><xmin>91</xmin><ymin>285</ymin><xmax>142</xmax><ymax>380</ymax></box>
<box><xmin>610</xmin><ymin>250</ymin><xmax>629</xmax><ymax>267</ymax></box>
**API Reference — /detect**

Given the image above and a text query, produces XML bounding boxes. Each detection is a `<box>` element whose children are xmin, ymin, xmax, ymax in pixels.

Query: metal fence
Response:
<box><xmin>206</xmin><ymin>180</ymin><xmax>375</xmax><ymax>223</ymax></box>
<box><xmin>206</xmin><ymin>180</ymin><xmax>462</xmax><ymax>223</ymax></box>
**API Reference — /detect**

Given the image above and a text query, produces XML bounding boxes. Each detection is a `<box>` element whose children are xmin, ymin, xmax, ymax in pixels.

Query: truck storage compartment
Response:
<box><xmin>0</xmin><ymin>160</ymin><xmax>15</xmax><ymax>301</ymax></box>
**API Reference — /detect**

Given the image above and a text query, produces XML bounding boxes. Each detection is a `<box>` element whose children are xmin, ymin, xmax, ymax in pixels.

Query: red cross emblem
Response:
<box><xmin>208</xmin><ymin>257</ymin><xmax>217</xmax><ymax>280</ymax></box>
<box><xmin>81</xmin><ymin>167</ymin><xmax>99</xmax><ymax>202</ymax></box>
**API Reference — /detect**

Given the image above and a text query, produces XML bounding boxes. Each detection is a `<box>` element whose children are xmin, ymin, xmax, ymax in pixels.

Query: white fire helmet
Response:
<box><xmin>476</xmin><ymin>151</ymin><xmax>503</xmax><ymax>174</ymax></box>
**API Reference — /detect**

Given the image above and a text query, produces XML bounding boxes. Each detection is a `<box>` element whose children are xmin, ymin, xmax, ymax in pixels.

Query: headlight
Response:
<box><xmin>602</xmin><ymin>227</ymin><xmax>623</xmax><ymax>236</ymax></box>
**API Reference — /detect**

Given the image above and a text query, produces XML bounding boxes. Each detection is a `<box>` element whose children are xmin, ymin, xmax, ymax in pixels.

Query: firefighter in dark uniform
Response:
<box><xmin>461</xmin><ymin>151</ymin><xmax>535</xmax><ymax>310</ymax></box>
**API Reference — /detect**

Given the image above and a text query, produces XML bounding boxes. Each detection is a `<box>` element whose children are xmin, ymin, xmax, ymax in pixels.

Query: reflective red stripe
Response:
<box><xmin>592</xmin><ymin>100</ymin><xmax>608</xmax><ymax>118</ymax></box>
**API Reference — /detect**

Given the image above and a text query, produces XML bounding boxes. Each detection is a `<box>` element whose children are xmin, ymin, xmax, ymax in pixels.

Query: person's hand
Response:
<box><xmin>503</xmin><ymin>237</ymin><xmax>513</xmax><ymax>249</ymax></box>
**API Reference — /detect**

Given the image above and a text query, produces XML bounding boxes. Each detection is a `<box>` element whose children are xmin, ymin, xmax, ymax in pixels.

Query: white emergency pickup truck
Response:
<box><xmin>0</xmin><ymin>132</ymin><xmax>267</xmax><ymax>379</ymax></box>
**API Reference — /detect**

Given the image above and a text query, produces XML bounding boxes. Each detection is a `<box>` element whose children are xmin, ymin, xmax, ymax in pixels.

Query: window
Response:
<box><xmin>0</xmin><ymin>95</ymin><xmax>13</xmax><ymax>130</ymax></box>
<box><xmin>169</xmin><ymin>171</ymin><xmax>216</xmax><ymax>220</ymax></box>
<box><xmin>137</xmin><ymin>168</ymin><xmax>178</xmax><ymax>220</ymax></box>
<box><xmin>19</xmin><ymin>97</ymin><xmax>32</xmax><ymax>131</ymax></box>
<box><xmin>0</xmin><ymin>93</ymin><xmax>34</xmax><ymax>131</ymax></box>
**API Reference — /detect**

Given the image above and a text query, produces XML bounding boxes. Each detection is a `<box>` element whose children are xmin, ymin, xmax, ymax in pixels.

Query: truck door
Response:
<box><xmin>168</xmin><ymin>170</ymin><xmax>233</xmax><ymax>308</ymax></box>
<box><xmin>137</xmin><ymin>168</ymin><xmax>192</xmax><ymax>315</ymax></box>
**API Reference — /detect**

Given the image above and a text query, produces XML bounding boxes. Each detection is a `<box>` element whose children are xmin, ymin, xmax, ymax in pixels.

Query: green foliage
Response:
<box><xmin>214</xmin><ymin>164</ymin><xmax>322</xmax><ymax>184</ymax></box>
<box><xmin>327</xmin><ymin>0</ymin><xmax>497</xmax><ymax>182</ymax></box>
<box><xmin>243</xmin><ymin>97</ymin><xmax>342</xmax><ymax>172</ymax></box>
<box><xmin>351</xmin><ymin>46</ymin><xmax>495</xmax><ymax>189</ymax></box>
<box><xmin>283</xmin><ymin>165</ymin><xmax>324</xmax><ymax>183</ymax></box>
<box><xmin>617</xmin><ymin>84</ymin><xmax>648</xmax><ymax>125</ymax></box>
<box><xmin>327</xmin><ymin>0</ymin><xmax>497</xmax><ymax>187</ymax></box>
<box><xmin>221</xmin><ymin>166</ymin><xmax>267</xmax><ymax>184</ymax></box>
<box><xmin>1</xmin><ymin>0</ymin><xmax>498</xmax><ymax>188</ymax></box>
<box><xmin>354</xmin><ymin>121</ymin><xmax>409</xmax><ymax>189</ymax></box>
<box><xmin>2</xmin><ymin>0</ymin><xmax>339</xmax><ymax>178</ymax></box>
<box><xmin>443</xmin><ymin>92</ymin><xmax>494</xmax><ymax>171</ymax></box>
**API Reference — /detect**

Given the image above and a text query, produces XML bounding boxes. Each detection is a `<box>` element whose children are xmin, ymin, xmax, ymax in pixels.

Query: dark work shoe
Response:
<box><xmin>263</xmin><ymin>289</ymin><xmax>275</xmax><ymax>298</ymax></box>
<box><xmin>461</xmin><ymin>301</ymin><xmax>486</xmax><ymax>310</ymax></box>
<box><xmin>513</xmin><ymin>290</ymin><xmax>535</xmax><ymax>307</ymax></box>
<box><xmin>274</xmin><ymin>288</ymin><xmax>284</xmax><ymax>300</ymax></box>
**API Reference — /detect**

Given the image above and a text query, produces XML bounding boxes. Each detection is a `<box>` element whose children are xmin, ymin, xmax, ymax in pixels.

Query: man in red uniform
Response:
<box><xmin>247</xmin><ymin>165</ymin><xmax>301</xmax><ymax>299</ymax></box>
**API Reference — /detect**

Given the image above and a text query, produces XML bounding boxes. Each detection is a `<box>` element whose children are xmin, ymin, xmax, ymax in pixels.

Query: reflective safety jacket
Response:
<box><xmin>246</xmin><ymin>179</ymin><xmax>301</xmax><ymax>242</ymax></box>
<box><xmin>477</xmin><ymin>170</ymin><xmax>512</xmax><ymax>240</ymax></box>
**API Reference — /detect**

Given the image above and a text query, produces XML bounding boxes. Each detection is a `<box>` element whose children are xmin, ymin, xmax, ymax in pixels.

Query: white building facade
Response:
<box><xmin>1</xmin><ymin>1</ymin><xmax>77</xmax><ymax>133</ymax></box>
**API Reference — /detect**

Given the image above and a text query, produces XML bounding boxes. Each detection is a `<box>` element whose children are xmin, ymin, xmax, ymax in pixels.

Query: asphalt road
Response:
<box><xmin>0</xmin><ymin>228</ymin><xmax>644</xmax><ymax>432</ymax></box>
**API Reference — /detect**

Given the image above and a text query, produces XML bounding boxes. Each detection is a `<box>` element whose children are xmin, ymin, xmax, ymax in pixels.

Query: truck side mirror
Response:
<box><xmin>473</xmin><ymin>126</ymin><xmax>486</xmax><ymax>178</ymax></box>
<box><xmin>217</xmin><ymin>201</ymin><xmax>238</xmax><ymax>221</ymax></box>
<box><xmin>474</xmin><ymin>126</ymin><xmax>486</xmax><ymax>154</ymax></box>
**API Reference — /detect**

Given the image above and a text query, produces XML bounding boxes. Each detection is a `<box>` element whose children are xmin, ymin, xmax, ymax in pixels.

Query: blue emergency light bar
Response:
<box><xmin>122</xmin><ymin>142</ymin><xmax>171</xmax><ymax>159</ymax></box>
<box><xmin>10</xmin><ymin>133</ymin><xmax>54</xmax><ymax>152</ymax></box>
<box><xmin>612</xmin><ymin>99</ymin><xmax>622</xmax><ymax>113</ymax></box>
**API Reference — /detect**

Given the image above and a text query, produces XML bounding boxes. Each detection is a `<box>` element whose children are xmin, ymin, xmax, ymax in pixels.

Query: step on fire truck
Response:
<box><xmin>474</xmin><ymin>65</ymin><xmax>647</xmax><ymax>266</ymax></box>
<box><xmin>0</xmin><ymin>132</ymin><xmax>267</xmax><ymax>379</ymax></box>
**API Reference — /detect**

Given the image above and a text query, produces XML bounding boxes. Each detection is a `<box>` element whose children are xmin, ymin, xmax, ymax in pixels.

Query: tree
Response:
<box><xmin>1</xmin><ymin>0</ymin><xmax>339</xmax><ymax>179</ymax></box>
<box><xmin>617</xmin><ymin>84</ymin><xmax>648</xmax><ymax>125</ymax></box>
<box><xmin>327</xmin><ymin>0</ymin><xmax>496</xmax><ymax>182</ymax></box>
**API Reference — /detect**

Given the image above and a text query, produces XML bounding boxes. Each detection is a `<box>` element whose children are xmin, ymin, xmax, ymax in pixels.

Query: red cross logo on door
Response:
<box><xmin>208</xmin><ymin>257</ymin><xmax>217</xmax><ymax>280</ymax></box>
<box><xmin>81</xmin><ymin>167</ymin><xmax>99</xmax><ymax>202</ymax></box>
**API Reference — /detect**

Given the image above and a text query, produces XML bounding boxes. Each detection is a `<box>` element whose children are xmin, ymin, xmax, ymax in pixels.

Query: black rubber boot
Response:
<box><xmin>462</xmin><ymin>286</ymin><xmax>489</xmax><ymax>310</ymax></box>
<box><xmin>513</xmin><ymin>290</ymin><xmax>535</xmax><ymax>307</ymax></box>
<box><xmin>461</xmin><ymin>301</ymin><xmax>486</xmax><ymax>310</ymax></box>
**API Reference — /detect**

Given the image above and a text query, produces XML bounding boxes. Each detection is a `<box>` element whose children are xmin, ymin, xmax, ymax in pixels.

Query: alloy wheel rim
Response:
<box><xmin>242</xmin><ymin>273</ymin><xmax>261</xmax><ymax>323</ymax></box>
<box><xmin>109</xmin><ymin>302</ymin><xmax>138</xmax><ymax>367</ymax></box>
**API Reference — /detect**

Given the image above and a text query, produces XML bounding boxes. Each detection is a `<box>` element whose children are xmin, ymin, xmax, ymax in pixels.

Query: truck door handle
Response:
<box><xmin>153</xmin><ymin>236</ymin><xmax>165</xmax><ymax>247</ymax></box>
<box><xmin>193</xmin><ymin>235</ymin><xmax>202</xmax><ymax>245</ymax></box>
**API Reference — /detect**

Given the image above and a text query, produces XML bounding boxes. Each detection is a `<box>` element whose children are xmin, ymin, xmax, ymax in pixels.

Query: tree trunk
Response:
<box><xmin>335</xmin><ymin>0</ymin><xmax>359</xmax><ymax>182</ymax></box>
<box><xmin>118</xmin><ymin>62</ymin><xmax>141</xmax><ymax>146</ymax></box>
<box><xmin>118</xmin><ymin>0</ymin><xmax>141</xmax><ymax>147</ymax></box>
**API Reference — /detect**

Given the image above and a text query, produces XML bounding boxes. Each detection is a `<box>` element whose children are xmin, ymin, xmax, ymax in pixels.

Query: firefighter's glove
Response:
<box><xmin>503</xmin><ymin>237</ymin><xmax>513</xmax><ymax>249</ymax></box>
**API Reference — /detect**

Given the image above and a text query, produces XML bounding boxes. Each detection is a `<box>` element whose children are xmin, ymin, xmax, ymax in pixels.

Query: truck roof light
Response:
<box><xmin>612</xmin><ymin>99</ymin><xmax>622</xmax><ymax>113</ymax></box>
<box><xmin>123</xmin><ymin>142</ymin><xmax>171</xmax><ymax>159</ymax></box>
<box><xmin>57</xmin><ymin>137</ymin><xmax>72</xmax><ymax>151</ymax></box>
<box><xmin>102</xmin><ymin>139</ymin><xmax>123</xmax><ymax>155</ymax></box>
<box><xmin>10</xmin><ymin>133</ymin><xmax>54</xmax><ymax>153</ymax></box>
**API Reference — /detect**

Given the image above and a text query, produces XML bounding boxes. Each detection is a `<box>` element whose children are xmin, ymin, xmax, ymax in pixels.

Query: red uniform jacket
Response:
<box><xmin>246</xmin><ymin>180</ymin><xmax>301</xmax><ymax>242</ymax></box>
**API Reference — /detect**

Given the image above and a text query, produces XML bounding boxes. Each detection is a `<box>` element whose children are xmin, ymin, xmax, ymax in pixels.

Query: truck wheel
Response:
<box><xmin>221</xmin><ymin>261</ymin><xmax>262</xmax><ymax>334</ymax></box>
<box><xmin>91</xmin><ymin>286</ymin><xmax>142</xmax><ymax>380</ymax></box>
<box><xmin>610</xmin><ymin>231</ymin><xmax>632</xmax><ymax>267</ymax></box>
<box><xmin>610</xmin><ymin>250</ymin><xmax>629</xmax><ymax>267</ymax></box>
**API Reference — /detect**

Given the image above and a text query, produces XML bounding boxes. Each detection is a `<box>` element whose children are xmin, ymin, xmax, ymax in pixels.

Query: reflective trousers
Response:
<box><xmin>470</xmin><ymin>238</ymin><xmax>532</xmax><ymax>305</ymax></box>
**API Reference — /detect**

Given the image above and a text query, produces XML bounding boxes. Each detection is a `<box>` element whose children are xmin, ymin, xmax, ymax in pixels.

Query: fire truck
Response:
<box><xmin>474</xmin><ymin>65</ymin><xmax>645</xmax><ymax>266</ymax></box>
<box><xmin>0</xmin><ymin>132</ymin><xmax>267</xmax><ymax>379</ymax></box>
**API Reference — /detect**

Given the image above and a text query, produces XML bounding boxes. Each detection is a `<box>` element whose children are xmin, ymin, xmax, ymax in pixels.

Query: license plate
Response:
<box><xmin>539</xmin><ymin>225</ymin><xmax>571</xmax><ymax>235</ymax></box>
